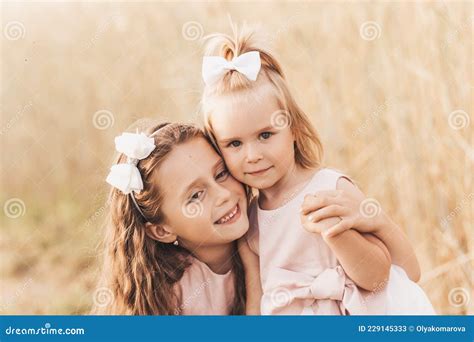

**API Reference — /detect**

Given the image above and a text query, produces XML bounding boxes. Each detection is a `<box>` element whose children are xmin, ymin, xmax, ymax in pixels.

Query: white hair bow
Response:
<box><xmin>202</xmin><ymin>51</ymin><xmax>261</xmax><ymax>85</ymax></box>
<box><xmin>106</xmin><ymin>132</ymin><xmax>155</xmax><ymax>195</ymax></box>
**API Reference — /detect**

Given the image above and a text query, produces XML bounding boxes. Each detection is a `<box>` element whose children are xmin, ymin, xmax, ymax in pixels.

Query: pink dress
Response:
<box><xmin>174</xmin><ymin>257</ymin><xmax>235</xmax><ymax>315</ymax></box>
<box><xmin>246</xmin><ymin>168</ymin><xmax>435</xmax><ymax>315</ymax></box>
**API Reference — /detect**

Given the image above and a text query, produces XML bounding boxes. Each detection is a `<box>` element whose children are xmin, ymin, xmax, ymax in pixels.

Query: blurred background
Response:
<box><xmin>0</xmin><ymin>1</ymin><xmax>472</xmax><ymax>314</ymax></box>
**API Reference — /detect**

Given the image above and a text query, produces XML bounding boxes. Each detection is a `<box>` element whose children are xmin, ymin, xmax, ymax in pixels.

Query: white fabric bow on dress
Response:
<box><xmin>202</xmin><ymin>51</ymin><xmax>261</xmax><ymax>85</ymax></box>
<box><xmin>106</xmin><ymin>132</ymin><xmax>155</xmax><ymax>195</ymax></box>
<box><xmin>261</xmin><ymin>265</ymin><xmax>385</xmax><ymax>315</ymax></box>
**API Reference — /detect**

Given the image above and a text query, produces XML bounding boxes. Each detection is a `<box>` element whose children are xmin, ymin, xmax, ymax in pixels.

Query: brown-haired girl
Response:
<box><xmin>93</xmin><ymin>122</ymin><xmax>257</xmax><ymax>315</ymax></box>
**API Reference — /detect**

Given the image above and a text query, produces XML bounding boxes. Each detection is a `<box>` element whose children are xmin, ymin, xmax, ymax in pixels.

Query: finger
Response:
<box><xmin>307</xmin><ymin>205</ymin><xmax>346</xmax><ymax>223</ymax></box>
<box><xmin>302</xmin><ymin>221</ymin><xmax>325</xmax><ymax>234</ymax></box>
<box><xmin>301</xmin><ymin>191</ymin><xmax>344</xmax><ymax>214</ymax></box>
<box><xmin>312</xmin><ymin>190</ymin><xmax>342</xmax><ymax>198</ymax></box>
<box><xmin>301</xmin><ymin>195</ymin><xmax>335</xmax><ymax>214</ymax></box>
<box><xmin>324</xmin><ymin>218</ymin><xmax>354</xmax><ymax>238</ymax></box>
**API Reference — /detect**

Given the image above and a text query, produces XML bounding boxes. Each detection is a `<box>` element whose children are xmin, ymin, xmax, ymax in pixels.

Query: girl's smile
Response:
<box><xmin>245</xmin><ymin>166</ymin><xmax>273</xmax><ymax>177</ymax></box>
<box><xmin>214</xmin><ymin>202</ymin><xmax>241</xmax><ymax>225</ymax></box>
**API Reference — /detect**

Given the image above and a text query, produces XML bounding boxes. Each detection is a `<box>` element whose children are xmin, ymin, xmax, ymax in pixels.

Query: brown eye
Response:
<box><xmin>190</xmin><ymin>190</ymin><xmax>203</xmax><ymax>201</ymax></box>
<box><xmin>216</xmin><ymin>169</ymin><xmax>229</xmax><ymax>181</ymax></box>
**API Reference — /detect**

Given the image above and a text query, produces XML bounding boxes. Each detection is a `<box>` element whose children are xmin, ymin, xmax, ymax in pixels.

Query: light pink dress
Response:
<box><xmin>174</xmin><ymin>257</ymin><xmax>235</xmax><ymax>315</ymax></box>
<box><xmin>246</xmin><ymin>168</ymin><xmax>435</xmax><ymax>315</ymax></box>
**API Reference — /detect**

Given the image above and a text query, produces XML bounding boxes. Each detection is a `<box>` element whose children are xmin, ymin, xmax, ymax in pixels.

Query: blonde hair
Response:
<box><xmin>200</xmin><ymin>23</ymin><xmax>323</xmax><ymax>169</ymax></box>
<box><xmin>92</xmin><ymin>122</ymin><xmax>246</xmax><ymax>315</ymax></box>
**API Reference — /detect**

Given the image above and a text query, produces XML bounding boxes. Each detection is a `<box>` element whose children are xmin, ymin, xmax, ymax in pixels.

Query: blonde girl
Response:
<box><xmin>93</xmin><ymin>122</ymin><xmax>257</xmax><ymax>315</ymax></box>
<box><xmin>200</xmin><ymin>24</ymin><xmax>435</xmax><ymax>315</ymax></box>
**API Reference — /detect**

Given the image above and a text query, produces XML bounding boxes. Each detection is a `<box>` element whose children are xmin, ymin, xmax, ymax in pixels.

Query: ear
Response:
<box><xmin>145</xmin><ymin>222</ymin><xmax>177</xmax><ymax>244</ymax></box>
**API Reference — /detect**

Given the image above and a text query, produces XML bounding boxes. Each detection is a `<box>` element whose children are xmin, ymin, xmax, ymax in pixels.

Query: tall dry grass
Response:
<box><xmin>0</xmin><ymin>1</ymin><xmax>472</xmax><ymax>314</ymax></box>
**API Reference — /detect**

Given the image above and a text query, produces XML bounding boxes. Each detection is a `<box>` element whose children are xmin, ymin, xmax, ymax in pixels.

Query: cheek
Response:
<box><xmin>267</xmin><ymin>135</ymin><xmax>295</xmax><ymax>164</ymax></box>
<box><xmin>226</xmin><ymin>177</ymin><xmax>245</xmax><ymax>196</ymax></box>
<box><xmin>171</xmin><ymin>197</ymin><xmax>210</xmax><ymax>225</ymax></box>
<box><xmin>179</xmin><ymin>203</ymin><xmax>215</xmax><ymax>237</ymax></box>
<box><xmin>278</xmin><ymin>131</ymin><xmax>295</xmax><ymax>153</ymax></box>
<box><xmin>162</xmin><ymin>199</ymin><xmax>222</xmax><ymax>243</ymax></box>
<box><xmin>222</xmin><ymin>150</ymin><xmax>244</xmax><ymax>173</ymax></box>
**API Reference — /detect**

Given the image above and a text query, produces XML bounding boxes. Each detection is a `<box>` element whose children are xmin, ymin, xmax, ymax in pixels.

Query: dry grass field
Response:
<box><xmin>0</xmin><ymin>1</ymin><xmax>472</xmax><ymax>314</ymax></box>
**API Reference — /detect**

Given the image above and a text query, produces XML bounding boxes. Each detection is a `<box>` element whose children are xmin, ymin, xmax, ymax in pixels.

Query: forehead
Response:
<box><xmin>210</xmin><ymin>83</ymin><xmax>281</xmax><ymax>140</ymax></box>
<box><xmin>155</xmin><ymin>137</ymin><xmax>220</xmax><ymax>196</ymax></box>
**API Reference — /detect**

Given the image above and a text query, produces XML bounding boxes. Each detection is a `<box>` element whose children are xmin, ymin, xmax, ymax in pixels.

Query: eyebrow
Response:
<box><xmin>180</xmin><ymin>158</ymin><xmax>224</xmax><ymax>200</ymax></box>
<box><xmin>218</xmin><ymin>125</ymin><xmax>275</xmax><ymax>145</ymax></box>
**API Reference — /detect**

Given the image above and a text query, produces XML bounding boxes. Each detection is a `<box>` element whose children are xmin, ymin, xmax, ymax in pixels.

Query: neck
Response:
<box><xmin>259</xmin><ymin>163</ymin><xmax>316</xmax><ymax>210</ymax></box>
<box><xmin>191</xmin><ymin>242</ymin><xmax>234</xmax><ymax>275</ymax></box>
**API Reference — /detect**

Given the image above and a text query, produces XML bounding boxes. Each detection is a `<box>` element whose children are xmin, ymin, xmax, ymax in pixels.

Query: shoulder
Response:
<box><xmin>317</xmin><ymin>167</ymin><xmax>366</xmax><ymax>199</ymax></box>
<box><xmin>336</xmin><ymin>175</ymin><xmax>365</xmax><ymax>200</ymax></box>
<box><xmin>311</xmin><ymin>167</ymin><xmax>358</xmax><ymax>192</ymax></box>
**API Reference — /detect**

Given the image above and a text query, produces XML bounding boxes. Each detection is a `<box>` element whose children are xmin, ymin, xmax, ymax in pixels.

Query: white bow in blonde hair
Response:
<box><xmin>202</xmin><ymin>51</ymin><xmax>261</xmax><ymax>85</ymax></box>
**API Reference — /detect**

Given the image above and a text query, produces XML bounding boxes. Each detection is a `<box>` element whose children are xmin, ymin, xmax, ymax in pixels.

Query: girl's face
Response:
<box><xmin>210</xmin><ymin>84</ymin><xmax>296</xmax><ymax>190</ymax></box>
<box><xmin>155</xmin><ymin>137</ymin><xmax>249</xmax><ymax>248</ymax></box>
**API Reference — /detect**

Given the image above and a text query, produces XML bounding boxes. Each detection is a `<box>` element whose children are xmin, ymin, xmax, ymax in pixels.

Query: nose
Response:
<box><xmin>245</xmin><ymin>142</ymin><xmax>263</xmax><ymax>164</ymax></box>
<box><xmin>214</xmin><ymin>182</ymin><xmax>233</xmax><ymax>208</ymax></box>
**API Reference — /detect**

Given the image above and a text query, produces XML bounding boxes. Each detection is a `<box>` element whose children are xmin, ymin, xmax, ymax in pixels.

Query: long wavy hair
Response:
<box><xmin>92</xmin><ymin>122</ymin><xmax>246</xmax><ymax>315</ymax></box>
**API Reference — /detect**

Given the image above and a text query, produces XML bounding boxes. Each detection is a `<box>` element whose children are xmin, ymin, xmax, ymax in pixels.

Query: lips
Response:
<box><xmin>246</xmin><ymin>166</ymin><xmax>272</xmax><ymax>176</ymax></box>
<box><xmin>214</xmin><ymin>203</ymin><xmax>240</xmax><ymax>225</ymax></box>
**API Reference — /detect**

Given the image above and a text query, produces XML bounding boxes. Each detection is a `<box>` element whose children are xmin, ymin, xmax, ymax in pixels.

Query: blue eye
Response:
<box><xmin>228</xmin><ymin>141</ymin><xmax>241</xmax><ymax>148</ymax></box>
<box><xmin>260</xmin><ymin>132</ymin><xmax>273</xmax><ymax>140</ymax></box>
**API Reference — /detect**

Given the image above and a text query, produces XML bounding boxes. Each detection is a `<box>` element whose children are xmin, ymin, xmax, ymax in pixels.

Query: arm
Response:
<box><xmin>329</xmin><ymin>178</ymin><xmax>420</xmax><ymax>282</ymax></box>
<box><xmin>238</xmin><ymin>238</ymin><xmax>262</xmax><ymax>315</ymax></box>
<box><xmin>335</xmin><ymin>178</ymin><xmax>421</xmax><ymax>281</ymax></box>
<box><xmin>318</xmin><ymin>216</ymin><xmax>391</xmax><ymax>291</ymax></box>
<box><xmin>301</xmin><ymin>177</ymin><xmax>420</xmax><ymax>282</ymax></box>
<box><xmin>371</xmin><ymin>213</ymin><xmax>421</xmax><ymax>282</ymax></box>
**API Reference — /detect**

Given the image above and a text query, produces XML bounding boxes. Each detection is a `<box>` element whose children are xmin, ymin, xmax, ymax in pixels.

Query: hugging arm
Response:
<box><xmin>238</xmin><ymin>238</ymin><xmax>262</xmax><ymax>315</ymax></box>
<box><xmin>301</xmin><ymin>177</ymin><xmax>421</xmax><ymax>283</ymax></box>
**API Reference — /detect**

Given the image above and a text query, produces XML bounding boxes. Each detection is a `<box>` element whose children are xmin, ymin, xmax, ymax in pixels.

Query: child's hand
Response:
<box><xmin>301</xmin><ymin>178</ymin><xmax>421</xmax><ymax>282</ymax></box>
<box><xmin>300</xmin><ymin>187</ymin><xmax>383</xmax><ymax>238</ymax></box>
<box><xmin>300</xmin><ymin>198</ymin><xmax>340</xmax><ymax>235</ymax></box>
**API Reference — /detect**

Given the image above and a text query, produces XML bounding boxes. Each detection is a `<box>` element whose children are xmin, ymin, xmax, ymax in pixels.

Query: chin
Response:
<box><xmin>213</xmin><ymin>217</ymin><xmax>249</xmax><ymax>243</ymax></box>
<box><xmin>234</xmin><ymin>217</ymin><xmax>250</xmax><ymax>238</ymax></box>
<box><xmin>246</xmin><ymin>177</ymin><xmax>277</xmax><ymax>191</ymax></box>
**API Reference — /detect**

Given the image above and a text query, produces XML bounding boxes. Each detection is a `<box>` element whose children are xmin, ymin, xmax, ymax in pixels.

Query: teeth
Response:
<box><xmin>216</xmin><ymin>205</ymin><xmax>238</xmax><ymax>224</ymax></box>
